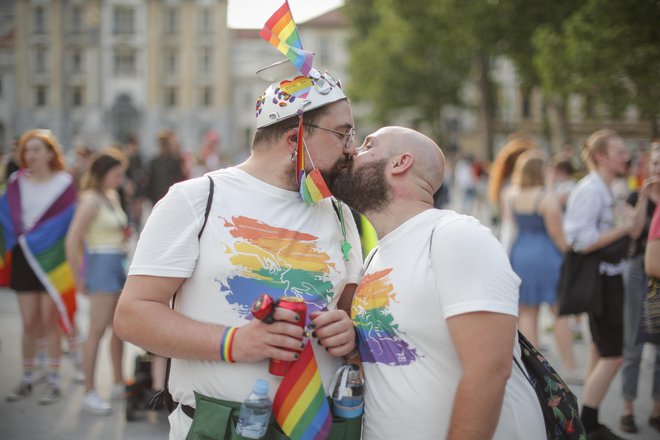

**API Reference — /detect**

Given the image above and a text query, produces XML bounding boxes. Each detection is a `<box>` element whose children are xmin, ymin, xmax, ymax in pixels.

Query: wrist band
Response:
<box><xmin>220</xmin><ymin>327</ymin><xmax>238</xmax><ymax>363</ymax></box>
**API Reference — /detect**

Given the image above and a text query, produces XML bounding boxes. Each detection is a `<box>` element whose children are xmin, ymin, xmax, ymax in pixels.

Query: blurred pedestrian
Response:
<box><xmin>506</xmin><ymin>151</ymin><xmax>579</xmax><ymax>382</ymax></box>
<box><xmin>2</xmin><ymin>129</ymin><xmax>77</xmax><ymax>405</ymax></box>
<box><xmin>563</xmin><ymin>129</ymin><xmax>638</xmax><ymax>439</ymax></box>
<box><xmin>145</xmin><ymin>129</ymin><xmax>186</xmax><ymax>206</ymax></box>
<box><xmin>66</xmin><ymin>147</ymin><xmax>128</xmax><ymax>415</ymax></box>
<box><xmin>644</xmin><ymin>177</ymin><xmax>660</xmax><ymax>434</ymax></box>
<box><xmin>487</xmin><ymin>136</ymin><xmax>537</xmax><ymax>253</ymax></box>
<box><xmin>620</xmin><ymin>143</ymin><xmax>660</xmax><ymax>433</ymax></box>
<box><xmin>123</xmin><ymin>134</ymin><xmax>146</xmax><ymax>230</ymax></box>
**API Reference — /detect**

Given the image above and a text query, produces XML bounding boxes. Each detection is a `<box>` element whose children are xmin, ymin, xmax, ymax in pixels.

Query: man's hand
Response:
<box><xmin>231</xmin><ymin>306</ymin><xmax>306</xmax><ymax>363</ymax></box>
<box><xmin>309</xmin><ymin>309</ymin><xmax>355</xmax><ymax>357</ymax></box>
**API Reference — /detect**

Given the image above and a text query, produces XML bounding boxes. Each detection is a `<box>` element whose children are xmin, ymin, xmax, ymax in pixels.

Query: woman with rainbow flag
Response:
<box><xmin>1</xmin><ymin>129</ymin><xmax>77</xmax><ymax>405</ymax></box>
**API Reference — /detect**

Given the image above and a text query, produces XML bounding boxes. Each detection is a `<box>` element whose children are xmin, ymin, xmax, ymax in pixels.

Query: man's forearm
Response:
<box><xmin>114</xmin><ymin>296</ymin><xmax>225</xmax><ymax>361</ymax></box>
<box><xmin>446</xmin><ymin>373</ymin><xmax>508</xmax><ymax>440</ymax></box>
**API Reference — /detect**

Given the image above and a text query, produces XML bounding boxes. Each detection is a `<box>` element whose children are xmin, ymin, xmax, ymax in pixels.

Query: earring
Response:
<box><xmin>290</xmin><ymin>150</ymin><xmax>297</xmax><ymax>161</ymax></box>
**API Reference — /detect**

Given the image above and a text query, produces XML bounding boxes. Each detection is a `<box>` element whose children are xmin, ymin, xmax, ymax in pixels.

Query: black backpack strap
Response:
<box><xmin>155</xmin><ymin>175</ymin><xmax>215</xmax><ymax>412</ymax></box>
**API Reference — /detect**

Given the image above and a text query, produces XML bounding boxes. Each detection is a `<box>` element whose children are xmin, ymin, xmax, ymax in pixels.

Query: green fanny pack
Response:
<box><xmin>185</xmin><ymin>391</ymin><xmax>363</xmax><ymax>440</ymax></box>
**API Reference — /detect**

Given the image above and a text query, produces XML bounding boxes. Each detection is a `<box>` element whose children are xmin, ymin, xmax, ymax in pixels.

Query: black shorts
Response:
<box><xmin>588</xmin><ymin>274</ymin><xmax>624</xmax><ymax>358</ymax></box>
<box><xmin>9</xmin><ymin>245</ymin><xmax>46</xmax><ymax>292</ymax></box>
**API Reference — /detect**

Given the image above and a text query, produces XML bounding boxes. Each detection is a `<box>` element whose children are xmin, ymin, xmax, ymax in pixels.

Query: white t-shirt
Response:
<box><xmin>352</xmin><ymin>209</ymin><xmax>545</xmax><ymax>440</ymax></box>
<box><xmin>18</xmin><ymin>171</ymin><xmax>72</xmax><ymax>231</ymax></box>
<box><xmin>129</xmin><ymin>167</ymin><xmax>362</xmax><ymax>438</ymax></box>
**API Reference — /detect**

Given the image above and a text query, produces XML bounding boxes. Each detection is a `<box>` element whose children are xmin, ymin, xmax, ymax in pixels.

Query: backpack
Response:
<box><xmin>514</xmin><ymin>331</ymin><xmax>587</xmax><ymax>440</ymax></box>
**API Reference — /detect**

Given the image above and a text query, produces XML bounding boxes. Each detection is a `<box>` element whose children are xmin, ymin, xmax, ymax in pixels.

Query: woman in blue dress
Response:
<box><xmin>506</xmin><ymin>152</ymin><xmax>580</xmax><ymax>380</ymax></box>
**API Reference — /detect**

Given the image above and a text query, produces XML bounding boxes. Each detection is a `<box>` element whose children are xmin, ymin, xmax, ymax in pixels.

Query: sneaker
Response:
<box><xmin>650</xmin><ymin>415</ymin><xmax>660</xmax><ymax>433</ymax></box>
<box><xmin>619</xmin><ymin>414</ymin><xmax>637</xmax><ymax>433</ymax></box>
<box><xmin>38</xmin><ymin>383</ymin><xmax>61</xmax><ymax>405</ymax></box>
<box><xmin>111</xmin><ymin>383</ymin><xmax>125</xmax><ymax>400</ymax></box>
<box><xmin>6</xmin><ymin>381</ymin><xmax>32</xmax><ymax>402</ymax></box>
<box><xmin>82</xmin><ymin>390</ymin><xmax>112</xmax><ymax>416</ymax></box>
<box><xmin>587</xmin><ymin>424</ymin><xmax>626</xmax><ymax>440</ymax></box>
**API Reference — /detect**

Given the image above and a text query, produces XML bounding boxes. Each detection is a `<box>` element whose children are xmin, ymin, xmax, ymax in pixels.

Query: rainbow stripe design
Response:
<box><xmin>260</xmin><ymin>1</ymin><xmax>314</xmax><ymax>75</ymax></box>
<box><xmin>273</xmin><ymin>342</ymin><xmax>332</xmax><ymax>440</ymax></box>
<box><xmin>220</xmin><ymin>216</ymin><xmax>337</xmax><ymax>321</ymax></box>
<box><xmin>300</xmin><ymin>169</ymin><xmax>332</xmax><ymax>204</ymax></box>
<box><xmin>0</xmin><ymin>172</ymin><xmax>77</xmax><ymax>335</ymax></box>
<box><xmin>351</xmin><ymin>268</ymin><xmax>418</xmax><ymax>365</ymax></box>
<box><xmin>219</xmin><ymin>326</ymin><xmax>237</xmax><ymax>363</ymax></box>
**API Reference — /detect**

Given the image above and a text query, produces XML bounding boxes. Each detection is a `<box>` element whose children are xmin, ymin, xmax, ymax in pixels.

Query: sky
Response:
<box><xmin>227</xmin><ymin>0</ymin><xmax>345</xmax><ymax>29</ymax></box>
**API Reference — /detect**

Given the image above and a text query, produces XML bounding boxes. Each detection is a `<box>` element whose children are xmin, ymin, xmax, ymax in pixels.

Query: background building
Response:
<box><xmin>4</xmin><ymin>0</ymin><xmax>231</xmax><ymax>158</ymax></box>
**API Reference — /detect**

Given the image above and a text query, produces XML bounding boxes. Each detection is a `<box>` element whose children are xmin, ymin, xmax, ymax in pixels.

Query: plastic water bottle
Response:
<box><xmin>330</xmin><ymin>364</ymin><xmax>364</xmax><ymax>419</ymax></box>
<box><xmin>236</xmin><ymin>379</ymin><xmax>272</xmax><ymax>439</ymax></box>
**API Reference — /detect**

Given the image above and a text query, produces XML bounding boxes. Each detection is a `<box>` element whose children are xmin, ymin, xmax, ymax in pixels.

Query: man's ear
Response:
<box><xmin>390</xmin><ymin>153</ymin><xmax>413</xmax><ymax>175</ymax></box>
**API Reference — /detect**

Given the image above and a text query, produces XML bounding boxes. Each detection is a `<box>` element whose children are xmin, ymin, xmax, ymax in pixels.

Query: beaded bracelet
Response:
<box><xmin>220</xmin><ymin>327</ymin><xmax>238</xmax><ymax>363</ymax></box>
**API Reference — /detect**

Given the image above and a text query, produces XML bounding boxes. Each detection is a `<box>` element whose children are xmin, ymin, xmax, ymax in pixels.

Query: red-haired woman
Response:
<box><xmin>2</xmin><ymin>129</ymin><xmax>77</xmax><ymax>405</ymax></box>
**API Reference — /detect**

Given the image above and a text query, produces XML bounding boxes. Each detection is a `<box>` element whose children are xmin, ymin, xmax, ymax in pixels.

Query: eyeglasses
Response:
<box><xmin>304</xmin><ymin>124</ymin><xmax>355</xmax><ymax>149</ymax></box>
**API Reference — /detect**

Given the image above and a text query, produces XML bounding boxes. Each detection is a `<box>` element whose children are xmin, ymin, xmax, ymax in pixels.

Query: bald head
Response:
<box><xmin>371</xmin><ymin>126</ymin><xmax>445</xmax><ymax>194</ymax></box>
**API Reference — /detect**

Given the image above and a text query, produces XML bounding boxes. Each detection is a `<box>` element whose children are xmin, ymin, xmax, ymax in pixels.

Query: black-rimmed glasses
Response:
<box><xmin>304</xmin><ymin>124</ymin><xmax>356</xmax><ymax>149</ymax></box>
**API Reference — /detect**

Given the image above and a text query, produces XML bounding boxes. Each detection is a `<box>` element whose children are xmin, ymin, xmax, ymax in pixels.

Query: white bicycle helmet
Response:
<box><xmin>255</xmin><ymin>59</ymin><xmax>347</xmax><ymax>129</ymax></box>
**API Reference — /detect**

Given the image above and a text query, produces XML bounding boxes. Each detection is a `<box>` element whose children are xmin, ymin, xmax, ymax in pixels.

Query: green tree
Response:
<box><xmin>534</xmin><ymin>0</ymin><xmax>660</xmax><ymax>138</ymax></box>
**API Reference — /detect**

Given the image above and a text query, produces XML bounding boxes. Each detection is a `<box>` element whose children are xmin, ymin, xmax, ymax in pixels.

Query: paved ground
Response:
<box><xmin>0</xmin><ymin>290</ymin><xmax>169</xmax><ymax>439</ymax></box>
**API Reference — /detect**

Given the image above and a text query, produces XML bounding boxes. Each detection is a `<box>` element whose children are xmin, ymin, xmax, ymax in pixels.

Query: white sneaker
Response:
<box><xmin>111</xmin><ymin>383</ymin><xmax>125</xmax><ymax>400</ymax></box>
<box><xmin>81</xmin><ymin>390</ymin><xmax>112</xmax><ymax>416</ymax></box>
<box><xmin>38</xmin><ymin>383</ymin><xmax>62</xmax><ymax>405</ymax></box>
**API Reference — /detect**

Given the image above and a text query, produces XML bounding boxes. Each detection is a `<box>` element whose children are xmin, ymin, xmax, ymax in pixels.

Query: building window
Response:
<box><xmin>585</xmin><ymin>95</ymin><xmax>596</xmax><ymax>119</ymax></box>
<box><xmin>35</xmin><ymin>46</ymin><xmax>48</xmax><ymax>73</ymax></box>
<box><xmin>201</xmin><ymin>87</ymin><xmax>212</xmax><ymax>107</ymax></box>
<box><xmin>71</xmin><ymin>49</ymin><xmax>83</xmax><ymax>73</ymax></box>
<box><xmin>71</xmin><ymin>6</ymin><xmax>83</xmax><ymax>33</ymax></box>
<box><xmin>71</xmin><ymin>87</ymin><xmax>83</xmax><ymax>107</ymax></box>
<box><xmin>318</xmin><ymin>38</ymin><xmax>330</xmax><ymax>65</ymax></box>
<box><xmin>34</xmin><ymin>6</ymin><xmax>46</xmax><ymax>34</ymax></box>
<box><xmin>114</xmin><ymin>49</ymin><xmax>136</xmax><ymax>75</ymax></box>
<box><xmin>165</xmin><ymin>87</ymin><xmax>177</xmax><ymax>107</ymax></box>
<box><xmin>521</xmin><ymin>89</ymin><xmax>532</xmax><ymax>119</ymax></box>
<box><xmin>35</xmin><ymin>86</ymin><xmax>47</xmax><ymax>107</ymax></box>
<box><xmin>165</xmin><ymin>7</ymin><xmax>179</xmax><ymax>35</ymax></box>
<box><xmin>200</xmin><ymin>8</ymin><xmax>213</xmax><ymax>35</ymax></box>
<box><xmin>165</xmin><ymin>50</ymin><xmax>178</xmax><ymax>75</ymax></box>
<box><xmin>199</xmin><ymin>47</ymin><xmax>211</xmax><ymax>75</ymax></box>
<box><xmin>113</xmin><ymin>7</ymin><xmax>135</xmax><ymax>34</ymax></box>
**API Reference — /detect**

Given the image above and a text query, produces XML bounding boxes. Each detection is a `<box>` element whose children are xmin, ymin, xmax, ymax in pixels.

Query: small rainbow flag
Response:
<box><xmin>300</xmin><ymin>169</ymin><xmax>332</xmax><ymax>204</ymax></box>
<box><xmin>273</xmin><ymin>343</ymin><xmax>332</xmax><ymax>440</ymax></box>
<box><xmin>260</xmin><ymin>1</ymin><xmax>314</xmax><ymax>75</ymax></box>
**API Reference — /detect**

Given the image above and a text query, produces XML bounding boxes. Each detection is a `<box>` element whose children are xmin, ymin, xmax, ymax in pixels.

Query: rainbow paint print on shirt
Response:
<box><xmin>220</xmin><ymin>216</ymin><xmax>338</xmax><ymax>320</ymax></box>
<box><xmin>351</xmin><ymin>268</ymin><xmax>418</xmax><ymax>366</ymax></box>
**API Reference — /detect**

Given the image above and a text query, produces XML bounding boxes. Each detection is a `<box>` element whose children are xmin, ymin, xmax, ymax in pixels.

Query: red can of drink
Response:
<box><xmin>269</xmin><ymin>296</ymin><xmax>307</xmax><ymax>377</ymax></box>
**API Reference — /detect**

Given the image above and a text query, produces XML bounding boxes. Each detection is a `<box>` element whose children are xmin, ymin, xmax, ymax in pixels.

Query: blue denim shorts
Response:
<box><xmin>85</xmin><ymin>252</ymin><xmax>126</xmax><ymax>294</ymax></box>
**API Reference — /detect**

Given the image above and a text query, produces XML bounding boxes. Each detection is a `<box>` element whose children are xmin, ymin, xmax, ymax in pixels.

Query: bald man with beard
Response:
<box><xmin>331</xmin><ymin>127</ymin><xmax>546</xmax><ymax>440</ymax></box>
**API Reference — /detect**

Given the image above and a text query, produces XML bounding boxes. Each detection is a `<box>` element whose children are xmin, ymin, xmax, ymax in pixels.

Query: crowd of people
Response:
<box><xmin>1</xmin><ymin>62</ymin><xmax>659</xmax><ymax>440</ymax></box>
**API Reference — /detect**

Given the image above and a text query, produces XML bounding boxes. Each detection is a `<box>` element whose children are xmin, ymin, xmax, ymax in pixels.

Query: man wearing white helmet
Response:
<box><xmin>114</xmin><ymin>60</ymin><xmax>363</xmax><ymax>439</ymax></box>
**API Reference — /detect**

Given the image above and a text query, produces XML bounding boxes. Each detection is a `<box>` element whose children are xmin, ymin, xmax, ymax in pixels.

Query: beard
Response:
<box><xmin>318</xmin><ymin>155</ymin><xmax>350</xmax><ymax>189</ymax></box>
<box><xmin>331</xmin><ymin>158</ymin><xmax>392</xmax><ymax>213</ymax></box>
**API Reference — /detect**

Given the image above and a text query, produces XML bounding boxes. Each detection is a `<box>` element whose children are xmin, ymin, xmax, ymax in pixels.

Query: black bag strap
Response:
<box><xmin>154</xmin><ymin>175</ymin><xmax>214</xmax><ymax>411</ymax></box>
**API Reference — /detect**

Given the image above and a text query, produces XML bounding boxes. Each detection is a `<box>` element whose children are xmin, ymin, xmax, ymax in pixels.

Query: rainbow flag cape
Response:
<box><xmin>260</xmin><ymin>1</ymin><xmax>314</xmax><ymax>76</ymax></box>
<box><xmin>0</xmin><ymin>171</ymin><xmax>77</xmax><ymax>335</ymax></box>
<box><xmin>273</xmin><ymin>343</ymin><xmax>332</xmax><ymax>440</ymax></box>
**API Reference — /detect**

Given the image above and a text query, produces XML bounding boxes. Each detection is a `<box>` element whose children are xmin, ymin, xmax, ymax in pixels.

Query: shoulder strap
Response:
<box><xmin>197</xmin><ymin>175</ymin><xmax>214</xmax><ymax>240</ymax></box>
<box><xmin>159</xmin><ymin>175</ymin><xmax>214</xmax><ymax>410</ymax></box>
